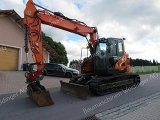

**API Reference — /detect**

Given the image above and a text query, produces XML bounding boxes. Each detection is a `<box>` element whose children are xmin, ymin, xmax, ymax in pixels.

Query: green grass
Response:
<box><xmin>135</xmin><ymin>71</ymin><xmax>158</xmax><ymax>75</ymax></box>
<box><xmin>134</xmin><ymin>66</ymin><xmax>160</xmax><ymax>75</ymax></box>
<box><xmin>135</xmin><ymin>70</ymin><xmax>160</xmax><ymax>75</ymax></box>
<box><xmin>158</xmin><ymin>66</ymin><xmax>160</xmax><ymax>71</ymax></box>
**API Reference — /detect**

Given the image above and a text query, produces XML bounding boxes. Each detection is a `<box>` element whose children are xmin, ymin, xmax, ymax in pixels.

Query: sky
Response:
<box><xmin>0</xmin><ymin>0</ymin><xmax>160</xmax><ymax>64</ymax></box>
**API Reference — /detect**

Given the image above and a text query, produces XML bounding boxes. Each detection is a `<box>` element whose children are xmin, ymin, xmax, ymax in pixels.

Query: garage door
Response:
<box><xmin>0</xmin><ymin>46</ymin><xmax>19</xmax><ymax>70</ymax></box>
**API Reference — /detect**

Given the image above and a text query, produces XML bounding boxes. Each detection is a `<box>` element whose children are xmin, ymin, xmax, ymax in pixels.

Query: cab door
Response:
<box><xmin>94</xmin><ymin>42</ymin><xmax>107</xmax><ymax>73</ymax></box>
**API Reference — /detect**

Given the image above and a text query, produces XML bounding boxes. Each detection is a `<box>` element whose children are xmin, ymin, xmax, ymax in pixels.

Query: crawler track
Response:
<box><xmin>69</xmin><ymin>73</ymin><xmax>140</xmax><ymax>96</ymax></box>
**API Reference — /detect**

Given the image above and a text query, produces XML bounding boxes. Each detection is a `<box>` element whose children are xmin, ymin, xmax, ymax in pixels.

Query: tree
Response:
<box><xmin>130</xmin><ymin>57</ymin><xmax>160</xmax><ymax>66</ymax></box>
<box><xmin>69</xmin><ymin>59</ymin><xmax>81</xmax><ymax>70</ymax></box>
<box><xmin>42</xmin><ymin>32</ymin><xmax>68</xmax><ymax>65</ymax></box>
<box><xmin>153</xmin><ymin>59</ymin><xmax>156</xmax><ymax>66</ymax></box>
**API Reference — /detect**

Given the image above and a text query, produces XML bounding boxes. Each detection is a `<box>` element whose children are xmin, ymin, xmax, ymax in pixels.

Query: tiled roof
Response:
<box><xmin>0</xmin><ymin>10</ymin><xmax>23</xmax><ymax>28</ymax></box>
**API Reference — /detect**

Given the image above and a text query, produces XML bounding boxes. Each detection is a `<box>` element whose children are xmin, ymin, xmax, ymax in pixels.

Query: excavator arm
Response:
<box><xmin>23</xmin><ymin>0</ymin><xmax>98</xmax><ymax>106</ymax></box>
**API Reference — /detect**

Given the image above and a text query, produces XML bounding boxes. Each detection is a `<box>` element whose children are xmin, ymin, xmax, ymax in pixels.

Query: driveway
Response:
<box><xmin>0</xmin><ymin>70</ymin><xmax>69</xmax><ymax>94</ymax></box>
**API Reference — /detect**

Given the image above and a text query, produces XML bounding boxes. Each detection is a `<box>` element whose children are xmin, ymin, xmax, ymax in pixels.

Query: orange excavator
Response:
<box><xmin>23</xmin><ymin>0</ymin><xmax>140</xmax><ymax>106</ymax></box>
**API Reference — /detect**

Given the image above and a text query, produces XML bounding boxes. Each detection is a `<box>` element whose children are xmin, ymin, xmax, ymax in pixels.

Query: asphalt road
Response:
<box><xmin>0</xmin><ymin>73</ymin><xmax>160</xmax><ymax>120</ymax></box>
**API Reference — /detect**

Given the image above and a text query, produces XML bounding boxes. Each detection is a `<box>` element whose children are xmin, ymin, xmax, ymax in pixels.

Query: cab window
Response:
<box><xmin>96</xmin><ymin>43</ymin><xmax>106</xmax><ymax>56</ymax></box>
<box><xmin>117</xmin><ymin>41</ymin><xmax>123</xmax><ymax>56</ymax></box>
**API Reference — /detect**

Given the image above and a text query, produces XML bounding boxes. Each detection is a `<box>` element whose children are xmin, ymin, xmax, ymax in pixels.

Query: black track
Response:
<box><xmin>69</xmin><ymin>73</ymin><xmax>140</xmax><ymax>96</ymax></box>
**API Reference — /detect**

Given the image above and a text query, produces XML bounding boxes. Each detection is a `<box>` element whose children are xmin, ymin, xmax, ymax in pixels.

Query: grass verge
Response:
<box><xmin>136</xmin><ymin>71</ymin><xmax>160</xmax><ymax>75</ymax></box>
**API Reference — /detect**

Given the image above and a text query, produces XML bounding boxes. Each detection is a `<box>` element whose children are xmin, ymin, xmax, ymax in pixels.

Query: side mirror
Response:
<box><xmin>62</xmin><ymin>67</ymin><xmax>66</xmax><ymax>72</ymax></box>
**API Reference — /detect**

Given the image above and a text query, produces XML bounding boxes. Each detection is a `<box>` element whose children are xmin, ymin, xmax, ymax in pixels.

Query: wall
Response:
<box><xmin>0</xmin><ymin>16</ymin><xmax>49</xmax><ymax>70</ymax></box>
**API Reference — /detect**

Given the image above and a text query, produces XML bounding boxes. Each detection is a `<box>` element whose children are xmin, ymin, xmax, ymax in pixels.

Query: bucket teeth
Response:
<box><xmin>27</xmin><ymin>85</ymin><xmax>54</xmax><ymax>107</ymax></box>
<box><xmin>60</xmin><ymin>80</ymin><xmax>89</xmax><ymax>100</ymax></box>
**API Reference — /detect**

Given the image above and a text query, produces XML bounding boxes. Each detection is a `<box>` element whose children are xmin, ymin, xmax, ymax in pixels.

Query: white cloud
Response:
<box><xmin>0</xmin><ymin>0</ymin><xmax>25</xmax><ymax>16</ymax></box>
<box><xmin>42</xmin><ymin>25</ymin><xmax>67</xmax><ymax>42</ymax></box>
<box><xmin>1</xmin><ymin>0</ymin><xmax>160</xmax><ymax>63</ymax></box>
<box><xmin>62</xmin><ymin>39</ymin><xmax>89</xmax><ymax>62</ymax></box>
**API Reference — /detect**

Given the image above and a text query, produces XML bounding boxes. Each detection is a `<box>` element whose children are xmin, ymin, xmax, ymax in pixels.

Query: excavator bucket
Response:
<box><xmin>60</xmin><ymin>80</ymin><xmax>89</xmax><ymax>100</ymax></box>
<box><xmin>27</xmin><ymin>86</ymin><xmax>54</xmax><ymax>107</ymax></box>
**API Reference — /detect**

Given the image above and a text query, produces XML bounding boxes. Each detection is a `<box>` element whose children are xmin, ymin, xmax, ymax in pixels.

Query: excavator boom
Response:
<box><xmin>23</xmin><ymin>0</ymin><xmax>97</xmax><ymax>106</ymax></box>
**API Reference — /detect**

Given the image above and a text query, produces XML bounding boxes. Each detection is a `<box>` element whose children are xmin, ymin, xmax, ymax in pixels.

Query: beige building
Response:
<box><xmin>0</xmin><ymin>10</ymin><xmax>57</xmax><ymax>71</ymax></box>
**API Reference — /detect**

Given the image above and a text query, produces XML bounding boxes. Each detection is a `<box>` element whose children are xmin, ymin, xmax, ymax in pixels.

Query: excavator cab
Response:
<box><xmin>94</xmin><ymin>38</ymin><xmax>127</xmax><ymax>75</ymax></box>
